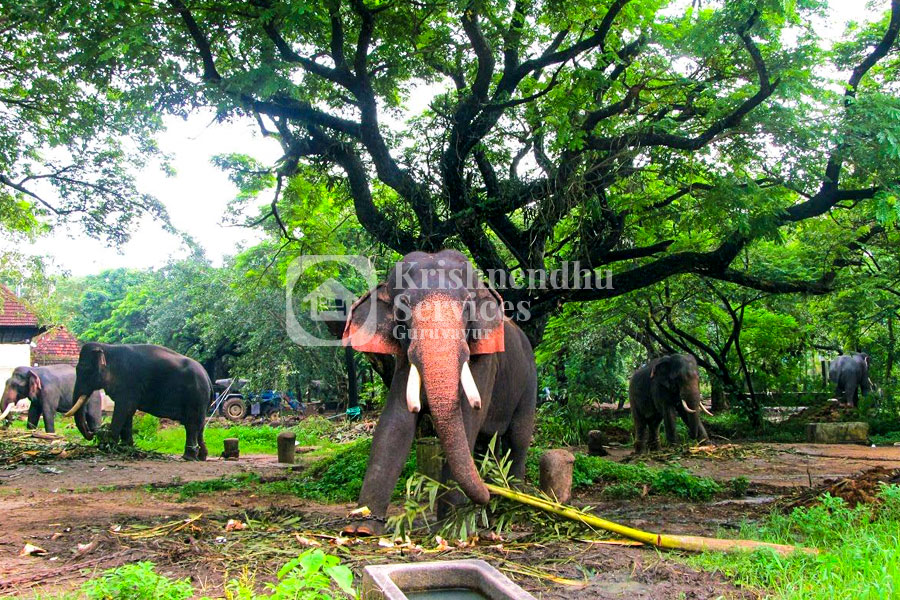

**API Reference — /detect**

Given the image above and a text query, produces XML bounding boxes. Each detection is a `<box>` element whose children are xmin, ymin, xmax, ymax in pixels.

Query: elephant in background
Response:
<box><xmin>341</xmin><ymin>250</ymin><xmax>537</xmax><ymax>535</ymax></box>
<box><xmin>829</xmin><ymin>353</ymin><xmax>872</xmax><ymax>407</ymax></box>
<box><xmin>0</xmin><ymin>365</ymin><xmax>102</xmax><ymax>438</ymax></box>
<box><xmin>629</xmin><ymin>354</ymin><xmax>711</xmax><ymax>454</ymax></box>
<box><xmin>67</xmin><ymin>343</ymin><xmax>213</xmax><ymax>460</ymax></box>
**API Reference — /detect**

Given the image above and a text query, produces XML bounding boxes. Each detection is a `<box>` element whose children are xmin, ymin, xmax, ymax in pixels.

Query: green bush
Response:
<box><xmin>534</xmin><ymin>402</ymin><xmax>605</xmax><ymax>447</ymax></box>
<box><xmin>76</xmin><ymin>551</ymin><xmax>356</xmax><ymax>600</ymax></box>
<box><xmin>572</xmin><ymin>454</ymin><xmax>722</xmax><ymax>501</ymax></box>
<box><xmin>601</xmin><ymin>483</ymin><xmax>642</xmax><ymax>499</ymax></box>
<box><xmin>131</xmin><ymin>414</ymin><xmax>160</xmax><ymax>444</ymax></box>
<box><xmin>227</xmin><ymin>549</ymin><xmax>356</xmax><ymax>599</ymax></box>
<box><xmin>729</xmin><ymin>476</ymin><xmax>750</xmax><ymax>497</ymax></box>
<box><xmin>80</xmin><ymin>562</ymin><xmax>192</xmax><ymax>600</ymax></box>
<box><xmin>267</xmin><ymin>438</ymin><xmax>416</xmax><ymax>503</ymax></box>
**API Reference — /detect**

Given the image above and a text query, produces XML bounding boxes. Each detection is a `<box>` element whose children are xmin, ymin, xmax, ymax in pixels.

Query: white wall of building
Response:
<box><xmin>0</xmin><ymin>343</ymin><xmax>32</xmax><ymax>386</ymax></box>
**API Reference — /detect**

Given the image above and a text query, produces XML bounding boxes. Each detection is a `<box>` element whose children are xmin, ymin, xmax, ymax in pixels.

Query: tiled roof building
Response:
<box><xmin>32</xmin><ymin>326</ymin><xmax>81</xmax><ymax>366</ymax></box>
<box><xmin>0</xmin><ymin>285</ymin><xmax>43</xmax><ymax>343</ymax></box>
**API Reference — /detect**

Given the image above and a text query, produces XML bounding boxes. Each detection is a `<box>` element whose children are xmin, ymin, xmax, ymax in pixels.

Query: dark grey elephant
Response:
<box><xmin>629</xmin><ymin>354</ymin><xmax>711</xmax><ymax>454</ymax></box>
<box><xmin>0</xmin><ymin>365</ymin><xmax>102</xmax><ymax>438</ymax></box>
<box><xmin>829</xmin><ymin>353</ymin><xmax>872</xmax><ymax>407</ymax></box>
<box><xmin>341</xmin><ymin>250</ymin><xmax>537</xmax><ymax>536</ymax></box>
<box><xmin>66</xmin><ymin>343</ymin><xmax>213</xmax><ymax>460</ymax></box>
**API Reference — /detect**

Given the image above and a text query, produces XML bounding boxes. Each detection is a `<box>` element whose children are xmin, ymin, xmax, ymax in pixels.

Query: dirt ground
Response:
<box><xmin>3</xmin><ymin>442</ymin><xmax>900</xmax><ymax>599</ymax></box>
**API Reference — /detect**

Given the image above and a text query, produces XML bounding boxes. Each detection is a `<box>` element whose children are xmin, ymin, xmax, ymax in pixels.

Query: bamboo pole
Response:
<box><xmin>485</xmin><ymin>483</ymin><xmax>817</xmax><ymax>556</ymax></box>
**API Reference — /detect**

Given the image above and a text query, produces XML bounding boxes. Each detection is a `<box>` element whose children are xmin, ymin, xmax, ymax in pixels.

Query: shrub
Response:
<box><xmin>269</xmin><ymin>438</ymin><xmax>416</xmax><ymax>503</ymax></box>
<box><xmin>132</xmin><ymin>414</ymin><xmax>160</xmax><ymax>444</ymax></box>
<box><xmin>80</xmin><ymin>562</ymin><xmax>192</xmax><ymax>600</ymax></box>
<box><xmin>573</xmin><ymin>454</ymin><xmax>722</xmax><ymax>501</ymax></box>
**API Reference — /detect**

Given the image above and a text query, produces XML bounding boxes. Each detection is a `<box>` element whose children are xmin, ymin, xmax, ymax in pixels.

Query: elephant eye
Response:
<box><xmin>393</xmin><ymin>295</ymin><xmax>411</xmax><ymax>322</ymax></box>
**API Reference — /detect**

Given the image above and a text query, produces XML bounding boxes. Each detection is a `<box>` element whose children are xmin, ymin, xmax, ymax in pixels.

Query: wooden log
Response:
<box><xmin>539</xmin><ymin>449</ymin><xmax>575</xmax><ymax>503</ymax></box>
<box><xmin>222</xmin><ymin>438</ymin><xmax>239</xmax><ymax>460</ymax></box>
<box><xmin>415</xmin><ymin>437</ymin><xmax>444</xmax><ymax>481</ymax></box>
<box><xmin>277</xmin><ymin>431</ymin><xmax>296</xmax><ymax>464</ymax></box>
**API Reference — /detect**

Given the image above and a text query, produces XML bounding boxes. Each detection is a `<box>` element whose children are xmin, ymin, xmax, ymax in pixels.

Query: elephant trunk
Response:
<box><xmin>0</xmin><ymin>397</ymin><xmax>14</xmax><ymax>421</ymax></box>
<box><xmin>413</xmin><ymin>339</ymin><xmax>490</xmax><ymax>506</ymax></box>
<box><xmin>73</xmin><ymin>401</ymin><xmax>94</xmax><ymax>440</ymax></box>
<box><xmin>1</xmin><ymin>383</ymin><xmax>18</xmax><ymax>420</ymax></box>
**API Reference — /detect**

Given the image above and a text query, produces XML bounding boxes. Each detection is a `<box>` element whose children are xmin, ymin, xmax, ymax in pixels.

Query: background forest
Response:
<box><xmin>1</xmin><ymin>0</ymin><xmax>899</xmax><ymax>432</ymax></box>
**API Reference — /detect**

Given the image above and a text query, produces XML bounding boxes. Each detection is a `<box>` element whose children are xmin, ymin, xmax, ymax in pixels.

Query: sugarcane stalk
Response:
<box><xmin>485</xmin><ymin>483</ymin><xmax>817</xmax><ymax>556</ymax></box>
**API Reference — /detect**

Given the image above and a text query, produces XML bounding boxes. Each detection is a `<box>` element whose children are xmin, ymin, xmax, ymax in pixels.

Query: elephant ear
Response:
<box><xmin>468</xmin><ymin>281</ymin><xmax>505</xmax><ymax>355</ymax></box>
<box><xmin>27</xmin><ymin>371</ymin><xmax>42</xmax><ymax>399</ymax></box>
<box><xmin>342</xmin><ymin>284</ymin><xmax>401</xmax><ymax>355</ymax></box>
<box><xmin>650</xmin><ymin>356</ymin><xmax>676</xmax><ymax>382</ymax></box>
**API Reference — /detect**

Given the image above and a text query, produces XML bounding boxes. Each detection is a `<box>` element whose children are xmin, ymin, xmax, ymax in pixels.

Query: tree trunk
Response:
<box><xmin>710</xmin><ymin>374</ymin><xmax>729</xmax><ymax>412</ymax></box>
<box><xmin>887</xmin><ymin>315</ymin><xmax>895</xmax><ymax>384</ymax></box>
<box><xmin>345</xmin><ymin>345</ymin><xmax>358</xmax><ymax>411</ymax></box>
<box><xmin>734</xmin><ymin>335</ymin><xmax>761</xmax><ymax>426</ymax></box>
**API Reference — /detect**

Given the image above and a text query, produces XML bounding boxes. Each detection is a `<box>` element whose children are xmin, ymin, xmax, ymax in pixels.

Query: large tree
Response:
<box><xmin>6</xmin><ymin>0</ymin><xmax>900</xmax><ymax>339</ymax></box>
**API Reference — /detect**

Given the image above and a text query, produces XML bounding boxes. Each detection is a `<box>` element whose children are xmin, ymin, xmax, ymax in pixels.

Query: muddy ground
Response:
<box><xmin>3</xmin><ymin>442</ymin><xmax>900</xmax><ymax>599</ymax></box>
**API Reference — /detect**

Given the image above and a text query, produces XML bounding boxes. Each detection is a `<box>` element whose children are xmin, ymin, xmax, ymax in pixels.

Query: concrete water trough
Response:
<box><xmin>361</xmin><ymin>559</ymin><xmax>535</xmax><ymax>600</ymax></box>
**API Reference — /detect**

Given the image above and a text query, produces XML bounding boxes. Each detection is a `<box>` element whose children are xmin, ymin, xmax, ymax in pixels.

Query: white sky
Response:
<box><xmin>1</xmin><ymin>0</ymin><xmax>880</xmax><ymax>277</ymax></box>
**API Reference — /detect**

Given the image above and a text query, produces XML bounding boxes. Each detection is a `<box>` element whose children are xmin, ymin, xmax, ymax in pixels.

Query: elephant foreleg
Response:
<box><xmin>108</xmin><ymin>402</ymin><xmax>136</xmax><ymax>447</ymax></box>
<box><xmin>632</xmin><ymin>411</ymin><xmax>648</xmax><ymax>454</ymax></box>
<box><xmin>663</xmin><ymin>408</ymin><xmax>679</xmax><ymax>446</ymax></box>
<box><xmin>26</xmin><ymin>402</ymin><xmax>41</xmax><ymax>430</ymax></box>
<box><xmin>647</xmin><ymin>416</ymin><xmax>662</xmax><ymax>452</ymax></box>
<box><xmin>345</xmin><ymin>397</ymin><xmax>417</xmax><ymax>536</ymax></box>
<box><xmin>41</xmin><ymin>402</ymin><xmax>55</xmax><ymax>434</ymax></box>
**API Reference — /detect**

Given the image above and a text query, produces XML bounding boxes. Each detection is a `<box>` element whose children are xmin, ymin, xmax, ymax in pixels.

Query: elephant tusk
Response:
<box><xmin>0</xmin><ymin>403</ymin><xmax>13</xmax><ymax>420</ymax></box>
<box><xmin>460</xmin><ymin>361</ymin><xmax>482</xmax><ymax>410</ymax></box>
<box><xmin>64</xmin><ymin>395</ymin><xmax>88</xmax><ymax>418</ymax></box>
<box><xmin>406</xmin><ymin>364</ymin><xmax>421</xmax><ymax>413</ymax></box>
<box><xmin>681</xmin><ymin>399</ymin><xmax>696</xmax><ymax>414</ymax></box>
<box><xmin>699</xmin><ymin>403</ymin><xmax>714</xmax><ymax>416</ymax></box>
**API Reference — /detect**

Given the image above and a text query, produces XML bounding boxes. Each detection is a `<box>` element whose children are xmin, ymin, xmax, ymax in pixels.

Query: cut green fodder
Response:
<box><xmin>391</xmin><ymin>441</ymin><xmax>607</xmax><ymax>542</ymax></box>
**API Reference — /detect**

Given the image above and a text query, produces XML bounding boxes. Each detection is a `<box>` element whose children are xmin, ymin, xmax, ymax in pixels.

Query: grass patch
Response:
<box><xmin>6</xmin><ymin>414</ymin><xmax>341</xmax><ymax>456</ymax></box>
<box><xmin>570</xmin><ymin>453</ymin><xmax>722</xmax><ymax>501</ymax></box>
<box><xmin>155</xmin><ymin>472</ymin><xmax>262</xmax><ymax>500</ymax></box>
<box><xmin>152</xmin><ymin>439</ymin><xmax>417</xmax><ymax>504</ymax></box>
<box><xmin>261</xmin><ymin>438</ymin><xmax>417</xmax><ymax>503</ymax></box>
<box><xmin>136</xmin><ymin>417</ymin><xmax>338</xmax><ymax>456</ymax></box>
<box><xmin>686</xmin><ymin>485</ymin><xmax>900</xmax><ymax>599</ymax></box>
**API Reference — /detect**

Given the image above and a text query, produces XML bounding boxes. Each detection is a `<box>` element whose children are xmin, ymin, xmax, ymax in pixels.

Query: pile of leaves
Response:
<box><xmin>786</xmin><ymin>467</ymin><xmax>900</xmax><ymax>510</ymax></box>
<box><xmin>0</xmin><ymin>430</ymin><xmax>98</xmax><ymax>465</ymax></box>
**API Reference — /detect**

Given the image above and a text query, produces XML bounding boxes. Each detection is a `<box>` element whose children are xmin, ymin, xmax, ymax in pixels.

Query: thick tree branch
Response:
<box><xmin>167</xmin><ymin>0</ymin><xmax>221</xmax><ymax>82</ymax></box>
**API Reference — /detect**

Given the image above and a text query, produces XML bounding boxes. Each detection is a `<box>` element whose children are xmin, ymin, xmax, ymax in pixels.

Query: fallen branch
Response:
<box><xmin>485</xmin><ymin>483</ymin><xmax>817</xmax><ymax>556</ymax></box>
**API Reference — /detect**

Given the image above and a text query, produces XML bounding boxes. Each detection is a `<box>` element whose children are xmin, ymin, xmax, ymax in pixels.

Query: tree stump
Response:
<box><xmin>416</xmin><ymin>437</ymin><xmax>444</xmax><ymax>481</ymax></box>
<box><xmin>587</xmin><ymin>430</ymin><xmax>609</xmax><ymax>456</ymax></box>
<box><xmin>539</xmin><ymin>449</ymin><xmax>575</xmax><ymax>504</ymax></box>
<box><xmin>277</xmin><ymin>431</ymin><xmax>296</xmax><ymax>464</ymax></box>
<box><xmin>222</xmin><ymin>438</ymin><xmax>240</xmax><ymax>460</ymax></box>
